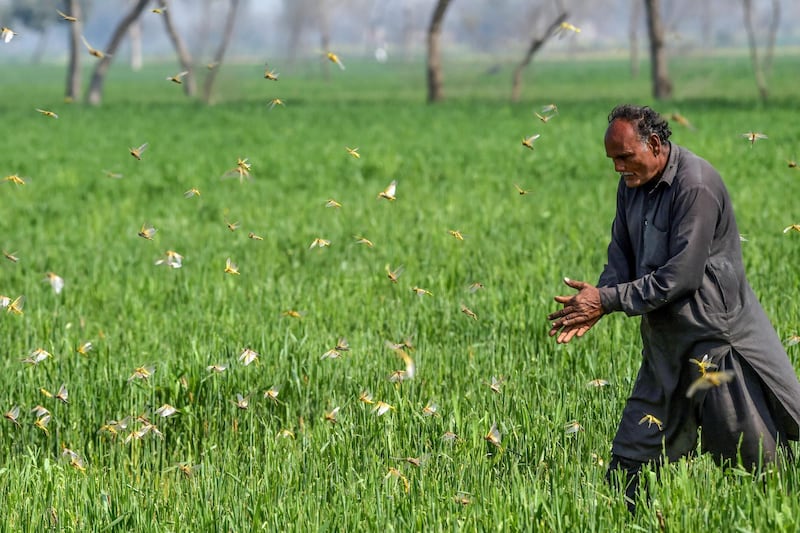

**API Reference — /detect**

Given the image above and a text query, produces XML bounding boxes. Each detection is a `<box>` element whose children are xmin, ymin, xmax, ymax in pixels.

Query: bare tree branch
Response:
<box><xmin>85</xmin><ymin>0</ymin><xmax>150</xmax><ymax>105</ymax></box>
<box><xmin>202</xmin><ymin>0</ymin><xmax>241</xmax><ymax>104</ymax></box>
<box><xmin>510</xmin><ymin>11</ymin><xmax>567</xmax><ymax>103</ymax></box>
<box><xmin>764</xmin><ymin>0</ymin><xmax>781</xmax><ymax>77</ymax></box>
<box><xmin>64</xmin><ymin>0</ymin><xmax>81</xmax><ymax>101</ymax></box>
<box><xmin>160</xmin><ymin>0</ymin><xmax>195</xmax><ymax>97</ymax></box>
<box><xmin>742</xmin><ymin>0</ymin><xmax>768</xmax><ymax>101</ymax></box>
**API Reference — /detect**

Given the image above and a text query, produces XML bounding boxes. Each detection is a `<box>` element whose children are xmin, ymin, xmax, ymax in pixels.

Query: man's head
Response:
<box><xmin>605</xmin><ymin>105</ymin><xmax>672</xmax><ymax>188</ymax></box>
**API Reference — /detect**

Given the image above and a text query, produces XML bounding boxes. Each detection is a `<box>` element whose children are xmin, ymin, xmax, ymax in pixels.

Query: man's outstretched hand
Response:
<box><xmin>548</xmin><ymin>278</ymin><xmax>605</xmax><ymax>344</ymax></box>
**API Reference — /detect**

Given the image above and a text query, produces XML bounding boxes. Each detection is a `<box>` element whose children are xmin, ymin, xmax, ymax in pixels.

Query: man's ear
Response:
<box><xmin>649</xmin><ymin>134</ymin><xmax>661</xmax><ymax>156</ymax></box>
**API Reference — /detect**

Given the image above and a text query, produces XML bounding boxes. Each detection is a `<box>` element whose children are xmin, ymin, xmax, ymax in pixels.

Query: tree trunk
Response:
<box><xmin>742</xmin><ymin>0</ymin><xmax>768</xmax><ymax>102</ymax></box>
<box><xmin>160</xmin><ymin>0</ymin><xmax>196</xmax><ymax>97</ymax></box>
<box><xmin>644</xmin><ymin>0</ymin><xmax>673</xmax><ymax>100</ymax></box>
<box><xmin>763</xmin><ymin>0</ymin><xmax>780</xmax><ymax>77</ymax></box>
<box><xmin>426</xmin><ymin>0</ymin><xmax>453</xmax><ymax>103</ymax></box>
<box><xmin>129</xmin><ymin>19</ymin><xmax>142</xmax><ymax>71</ymax></box>
<box><xmin>510</xmin><ymin>12</ymin><xmax>567</xmax><ymax>103</ymax></box>
<box><xmin>64</xmin><ymin>0</ymin><xmax>82</xmax><ymax>101</ymax></box>
<box><xmin>629</xmin><ymin>0</ymin><xmax>641</xmax><ymax>78</ymax></box>
<box><xmin>86</xmin><ymin>0</ymin><xmax>150</xmax><ymax>105</ymax></box>
<box><xmin>202</xmin><ymin>0</ymin><xmax>241</xmax><ymax>104</ymax></box>
<box><xmin>319</xmin><ymin>1</ymin><xmax>330</xmax><ymax>80</ymax></box>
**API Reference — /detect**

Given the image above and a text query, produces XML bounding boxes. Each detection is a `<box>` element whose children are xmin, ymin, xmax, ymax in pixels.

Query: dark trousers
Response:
<box><xmin>608</xmin><ymin>350</ymin><xmax>792</xmax><ymax>513</ymax></box>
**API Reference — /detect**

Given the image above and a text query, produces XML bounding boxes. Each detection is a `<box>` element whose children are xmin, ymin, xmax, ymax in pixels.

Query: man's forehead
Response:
<box><xmin>606</xmin><ymin>120</ymin><xmax>644</xmax><ymax>146</ymax></box>
<box><xmin>604</xmin><ymin>120</ymin><xmax>641</xmax><ymax>157</ymax></box>
<box><xmin>606</xmin><ymin>118</ymin><xmax>638</xmax><ymax>139</ymax></box>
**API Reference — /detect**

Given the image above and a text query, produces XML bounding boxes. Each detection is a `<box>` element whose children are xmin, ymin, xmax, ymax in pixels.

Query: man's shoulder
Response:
<box><xmin>673</xmin><ymin>144</ymin><xmax>709</xmax><ymax>165</ymax></box>
<box><xmin>671</xmin><ymin>144</ymin><xmax>723</xmax><ymax>188</ymax></box>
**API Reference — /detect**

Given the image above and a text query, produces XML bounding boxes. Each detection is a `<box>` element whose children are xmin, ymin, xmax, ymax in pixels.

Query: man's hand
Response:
<box><xmin>550</xmin><ymin>316</ymin><xmax>600</xmax><ymax>344</ymax></box>
<box><xmin>548</xmin><ymin>278</ymin><xmax>605</xmax><ymax>344</ymax></box>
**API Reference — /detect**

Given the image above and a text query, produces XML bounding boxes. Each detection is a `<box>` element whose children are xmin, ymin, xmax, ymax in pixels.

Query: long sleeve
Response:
<box><xmin>598</xmin><ymin>181</ymin><xmax>634</xmax><ymax>290</ymax></box>
<box><xmin>600</xmin><ymin>181</ymin><xmax>721</xmax><ymax>316</ymax></box>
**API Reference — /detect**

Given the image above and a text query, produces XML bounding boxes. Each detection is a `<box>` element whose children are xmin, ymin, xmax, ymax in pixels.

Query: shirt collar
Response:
<box><xmin>656</xmin><ymin>142</ymin><xmax>678</xmax><ymax>188</ymax></box>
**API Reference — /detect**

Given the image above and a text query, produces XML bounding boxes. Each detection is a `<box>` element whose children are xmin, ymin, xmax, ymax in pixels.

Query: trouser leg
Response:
<box><xmin>700</xmin><ymin>350</ymin><xmax>790</xmax><ymax>468</ymax></box>
<box><xmin>606</xmin><ymin>454</ymin><xmax>650</xmax><ymax>514</ymax></box>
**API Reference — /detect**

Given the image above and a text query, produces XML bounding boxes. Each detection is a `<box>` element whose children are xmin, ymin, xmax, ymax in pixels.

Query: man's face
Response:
<box><xmin>604</xmin><ymin>119</ymin><xmax>662</xmax><ymax>188</ymax></box>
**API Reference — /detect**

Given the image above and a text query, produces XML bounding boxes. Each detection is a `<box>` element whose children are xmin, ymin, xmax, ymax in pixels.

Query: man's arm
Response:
<box><xmin>598</xmin><ymin>182</ymin><xmax>720</xmax><ymax>316</ymax></box>
<box><xmin>597</xmin><ymin>181</ymin><xmax>634</xmax><ymax>290</ymax></box>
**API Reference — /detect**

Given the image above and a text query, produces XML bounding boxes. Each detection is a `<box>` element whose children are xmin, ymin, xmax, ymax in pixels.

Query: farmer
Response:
<box><xmin>547</xmin><ymin>104</ymin><xmax>800</xmax><ymax>512</ymax></box>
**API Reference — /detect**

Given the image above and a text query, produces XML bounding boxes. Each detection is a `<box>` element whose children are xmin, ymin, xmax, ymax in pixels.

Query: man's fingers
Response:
<box><xmin>553</xmin><ymin>295</ymin><xmax>572</xmax><ymax>304</ymax></box>
<box><xmin>548</xmin><ymin>306</ymin><xmax>579</xmax><ymax>321</ymax></box>
<box><xmin>551</xmin><ymin>312</ymin><xmax>600</xmax><ymax>345</ymax></box>
<box><xmin>563</xmin><ymin>277</ymin><xmax>588</xmax><ymax>290</ymax></box>
<box><xmin>558</xmin><ymin>328</ymin><xmax>577</xmax><ymax>344</ymax></box>
<box><xmin>553</xmin><ymin>313</ymin><xmax>591</xmax><ymax>328</ymax></box>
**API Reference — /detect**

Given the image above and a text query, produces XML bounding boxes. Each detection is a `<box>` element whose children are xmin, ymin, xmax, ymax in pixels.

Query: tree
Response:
<box><xmin>763</xmin><ymin>0</ymin><xmax>780</xmax><ymax>77</ymax></box>
<box><xmin>426</xmin><ymin>0</ymin><xmax>453</xmax><ymax>103</ymax></box>
<box><xmin>741</xmin><ymin>0</ymin><xmax>780</xmax><ymax>102</ymax></box>
<box><xmin>63</xmin><ymin>0</ymin><xmax>82</xmax><ymax>102</ymax></box>
<box><xmin>643</xmin><ymin>0</ymin><xmax>672</xmax><ymax>100</ymax></box>
<box><xmin>202</xmin><ymin>0</ymin><xmax>241</xmax><ymax>104</ymax></box>
<box><xmin>510</xmin><ymin>5</ymin><xmax>567</xmax><ymax>103</ymax></box>
<box><xmin>159</xmin><ymin>0</ymin><xmax>196</xmax><ymax>97</ymax></box>
<box><xmin>86</xmin><ymin>0</ymin><xmax>150</xmax><ymax>105</ymax></box>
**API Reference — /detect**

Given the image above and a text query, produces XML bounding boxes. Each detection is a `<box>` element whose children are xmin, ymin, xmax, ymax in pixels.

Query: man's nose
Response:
<box><xmin>614</xmin><ymin>160</ymin><xmax>625</xmax><ymax>173</ymax></box>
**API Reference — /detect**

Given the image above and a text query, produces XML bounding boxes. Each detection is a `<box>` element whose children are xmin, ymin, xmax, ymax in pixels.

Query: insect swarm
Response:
<box><xmin>3</xmin><ymin>53</ymin><xmax>798</xmax><ymax>531</ymax></box>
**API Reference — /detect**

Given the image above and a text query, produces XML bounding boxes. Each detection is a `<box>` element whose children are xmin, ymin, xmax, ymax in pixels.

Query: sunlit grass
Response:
<box><xmin>1</xmin><ymin>54</ymin><xmax>799</xmax><ymax>530</ymax></box>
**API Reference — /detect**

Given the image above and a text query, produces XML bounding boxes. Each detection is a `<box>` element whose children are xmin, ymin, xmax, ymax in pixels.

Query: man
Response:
<box><xmin>547</xmin><ymin>104</ymin><xmax>800</xmax><ymax>512</ymax></box>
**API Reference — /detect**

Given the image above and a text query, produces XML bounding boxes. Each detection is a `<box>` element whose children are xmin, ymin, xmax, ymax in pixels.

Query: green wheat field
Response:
<box><xmin>2</xmin><ymin>54</ymin><xmax>800</xmax><ymax>531</ymax></box>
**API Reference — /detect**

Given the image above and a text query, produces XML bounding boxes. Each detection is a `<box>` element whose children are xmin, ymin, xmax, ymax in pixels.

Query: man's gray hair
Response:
<box><xmin>608</xmin><ymin>104</ymin><xmax>672</xmax><ymax>144</ymax></box>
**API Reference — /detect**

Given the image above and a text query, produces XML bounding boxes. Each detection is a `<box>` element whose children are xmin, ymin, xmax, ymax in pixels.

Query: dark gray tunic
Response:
<box><xmin>596</xmin><ymin>143</ymin><xmax>800</xmax><ymax>462</ymax></box>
